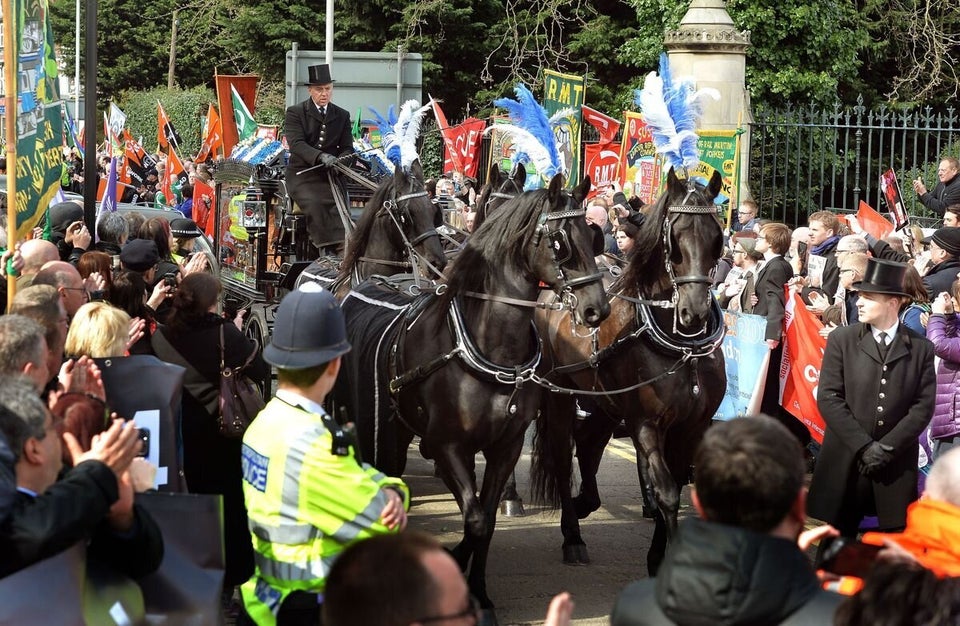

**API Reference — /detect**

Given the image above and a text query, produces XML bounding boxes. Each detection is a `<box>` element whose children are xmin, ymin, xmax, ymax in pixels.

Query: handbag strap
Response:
<box><xmin>221</xmin><ymin>323</ymin><xmax>260</xmax><ymax>374</ymax></box>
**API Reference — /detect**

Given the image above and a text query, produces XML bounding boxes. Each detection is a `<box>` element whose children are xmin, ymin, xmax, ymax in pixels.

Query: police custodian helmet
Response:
<box><xmin>263</xmin><ymin>284</ymin><xmax>351</xmax><ymax>369</ymax></box>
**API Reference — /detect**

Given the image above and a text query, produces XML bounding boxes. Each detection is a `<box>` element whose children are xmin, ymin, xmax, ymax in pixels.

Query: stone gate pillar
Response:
<box><xmin>664</xmin><ymin>0</ymin><xmax>751</xmax><ymax>207</ymax></box>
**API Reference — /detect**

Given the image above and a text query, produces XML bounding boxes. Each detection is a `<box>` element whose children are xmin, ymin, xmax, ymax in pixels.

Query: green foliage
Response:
<box><xmin>725</xmin><ymin>0</ymin><xmax>869</xmax><ymax>107</ymax></box>
<box><xmin>417</xmin><ymin>119</ymin><xmax>443</xmax><ymax>179</ymax></box>
<box><xmin>119</xmin><ymin>86</ymin><xmax>214</xmax><ymax>156</ymax></box>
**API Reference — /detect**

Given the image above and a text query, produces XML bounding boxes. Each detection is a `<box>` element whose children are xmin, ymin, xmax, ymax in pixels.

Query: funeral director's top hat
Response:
<box><xmin>853</xmin><ymin>257</ymin><xmax>910</xmax><ymax>297</ymax></box>
<box><xmin>306</xmin><ymin>64</ymin><xmax>334</xmax><ymax>86</ymax></box>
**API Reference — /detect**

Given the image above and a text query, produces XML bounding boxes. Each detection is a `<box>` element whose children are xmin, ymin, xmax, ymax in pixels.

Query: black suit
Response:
<box><xmin>753</xmin><ymin>255</ymin><xmax>807</xmax><ymax>441</ymax></box>
<box><xmin>0</xmin><ymin>460</ymin><xmax>164</xmax><ymax>579</ymax></box>
<box><xmin>284</xmin><ymin>98</ymin><xmax>354</xmax><ymax>249</ymax></box>
<box><xmin>808</xmin><ymin>323</ymin><xmax>935</xmax><ymax>533</ymax></box>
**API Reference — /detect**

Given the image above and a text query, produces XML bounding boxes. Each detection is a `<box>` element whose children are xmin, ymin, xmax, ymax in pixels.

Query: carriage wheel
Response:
<box><xmin>244</xmin><ymin>306</ymin><xmax>273</xmax><ymax>398</ymax></box>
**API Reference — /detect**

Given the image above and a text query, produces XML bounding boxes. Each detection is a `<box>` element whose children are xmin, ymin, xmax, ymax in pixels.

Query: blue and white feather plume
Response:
<box><xmin>485</xmin><ymin>83</ymin><xmax>564</xmax><ymax>180</ymax></box>
<box><xmin>368</xmin><ymin>99</ymin><xmax>431</xmax><ymax>173</ymax></box>
<box><xmin>635</xmin><ymin>53</ymin><xmax>718</xmax><ymax>175</ymax></box>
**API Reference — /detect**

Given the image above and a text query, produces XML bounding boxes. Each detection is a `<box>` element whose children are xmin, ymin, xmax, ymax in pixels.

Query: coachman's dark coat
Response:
<box><xmin>284</xmin><ymin>98</ymin><xmax>354</xmax><ymax>247</ymax></box>
<box><xmin>807</xmin><ymin>322</ymin><xmax>936</xmax><ymax>529</ymax></box>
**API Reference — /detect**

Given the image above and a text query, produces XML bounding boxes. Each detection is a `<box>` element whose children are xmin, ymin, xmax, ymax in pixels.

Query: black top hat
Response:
<box><xmin>263</xmin><ymin>285</ymin><xmax>351</xmax><ymax>369</ymax></box>
<box><xmin>306</xmin><ymin>64</ymin><xmax>334</xmax><ymax>86</ymax></box>
<box><xmin>853</xmin><ymin>257</ymin><xmax>909</xmax><ymax>297</ymax></box>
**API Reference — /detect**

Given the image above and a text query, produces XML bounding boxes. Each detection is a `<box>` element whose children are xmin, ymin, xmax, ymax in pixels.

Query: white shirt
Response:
<box><xmin>871</xmin><ymin>320</ymin><xmax>899</xmax><ymax>345</ymax></box>
<box><xmin>276</xmin><ymin>388</ymin><xmax>326</xmax><ymax>417</ymax></box>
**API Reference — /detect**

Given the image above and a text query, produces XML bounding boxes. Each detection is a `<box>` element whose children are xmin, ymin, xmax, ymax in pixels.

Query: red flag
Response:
<box><xmin>780</xmin><ymin>289</ymin><xmax>828</xmax><ymax>443</ymax></box>
<box><xmin>447</xmin><ymin>118</ymin><xmax>486</xmax><ymax>179</ymax></box>
<box><xmin>581</xmin><ymin>105</ymin><xmax>621</xmax><ymax>144</ymax></box>
<box><xmin>583</xmin><ymin>143</ymin><xmax>623</xmax><ymax>199</ymax></box>
<box><xmin>216</xmin><ymin>74</ymin><xmax>260</xmax><ymax>156</ymax></box>
<box><xmin>430</xmin><ymin>96</ymin><xmax>463</xmax><ymax>174</ymax></box>
<box><xmin>196</xmin><ymin>104</ymin><xmax>224</xmax><ymax>162</ymax></box>
<box><xmin>856</xmin><ymin>200</ymin><xmax>894</xmax><ymax>241</ymax></box>
<box><xmin>193</xmin><ymin>178</ymin><xmax>216</xmax><ymax>237</ymax></box>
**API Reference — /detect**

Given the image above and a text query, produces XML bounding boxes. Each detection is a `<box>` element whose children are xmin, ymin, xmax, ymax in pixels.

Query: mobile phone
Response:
<box><xmin>815</xmin><ymin>537</ymin><xmax>882</xmax><ymax>577</ymax></box>
<box><xmin>797</xmin><ymin>241</ymin><xmax>808</xmax><ymax>258</ymax></box>
<box><xmin>137</xmin><ymin>428</ymin><xmax>150</xmax><ymax>457</ymax></box>
<box><xmin>163</xmin><ymin>272</ymin><xmax>178</xmax><ymax>289</ymax></box>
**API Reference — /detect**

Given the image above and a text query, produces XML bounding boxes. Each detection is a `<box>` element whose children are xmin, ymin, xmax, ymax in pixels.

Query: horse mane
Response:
<box><xmin>436</xmin><ymin>188</ymin><xmax>549</xmax><ymax>312</ymax></box>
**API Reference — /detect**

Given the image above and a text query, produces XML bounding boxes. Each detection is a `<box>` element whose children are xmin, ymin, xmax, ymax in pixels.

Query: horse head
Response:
<box><xmin>474</xmin><ymin>165</ymin><xmax>525</xmax><ymax>231</ymax></box>
<box><xmin>531</xmin><ymin>175</ymin><xmax>610</xmax><ymax>327</ymax></box>
<box><xmin>341</xmin><ymin>160</ymin><xmax>447</xmax><ymax>281</ymax></box>
<box><xmin>658</xmin><ymin>167</ymin><xmax>724</xmax><ymax>334</ymax></box>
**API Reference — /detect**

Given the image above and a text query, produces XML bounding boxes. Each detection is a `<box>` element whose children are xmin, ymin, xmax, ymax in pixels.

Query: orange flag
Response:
<box><xmin>215</xmin><ymin>74</ymin><xmax>260</xmax><ymax>156</ymax></box>
<box><xmin>196</xmin><ymin>104</ymin><xmax>224</xmax><ymax>163</ymax></box>
<box><xmin>780</xmin><ymin>289</ymin><xmax>828</xmax><ymax>443</ymax></box>
<box><xmin>162</xmin><ymin>146</ymin><xmax>187</xmax><ymax>206</ymax></box>
<box><xmin>856</xmin><ymin>200</ymin><xmax>895</xmax><ymax>240</ymax></box>
<box><xmin>157</xmin><ymin>102</ymin><xmax>181</xmax><ymax>153</ymax></box>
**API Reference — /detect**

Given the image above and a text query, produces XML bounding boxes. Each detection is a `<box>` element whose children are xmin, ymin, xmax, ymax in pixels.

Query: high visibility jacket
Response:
<box><xmin>240</xmin><ymin>397</ymin><xmax>409</xmax><ymax>625</ymax></box>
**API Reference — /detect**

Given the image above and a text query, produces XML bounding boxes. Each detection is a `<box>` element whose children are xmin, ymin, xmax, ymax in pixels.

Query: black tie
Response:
<box><xmin>319</xmin><ymin>106</ymin><xmax>326</xmax><ymax>119</ymax></box>
<box><xmin>877</xmin><ymin>331</ymin><xmax>890</xmax><ymax>361</ymax></box>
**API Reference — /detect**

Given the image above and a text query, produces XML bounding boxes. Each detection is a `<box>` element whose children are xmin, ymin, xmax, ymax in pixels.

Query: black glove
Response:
<box><xmin>318</xmin><ymin>152</ymin><xmax>339</xmax><ymax>168</ymax></box>
<box><xmin>857</xmin><ymin>441</ymin><xmax>895</xmax><ymax>475</ymax></box>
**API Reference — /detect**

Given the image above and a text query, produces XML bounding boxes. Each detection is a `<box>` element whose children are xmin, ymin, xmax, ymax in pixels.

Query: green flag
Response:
<box><xmin>230</xmin><ymin>84</ymin><xmax>256</xmax><ymax>142</ymax></box>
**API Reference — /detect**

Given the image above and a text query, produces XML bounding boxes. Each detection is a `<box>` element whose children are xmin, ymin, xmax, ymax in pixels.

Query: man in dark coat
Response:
<box><xmin>808</xmin><ymin>258</ymin><xmax>936</xmax><ymax>538</ymax></box>
<box><xmin>611</xmin><ymin>416</ymin><xmax>841</xmax><ymax>625</ymax></box>
<box><xmin>806</xmin><ymin>210</ymin><xmax>841</xmax><ymax>304</ymax></box>
<box><xmin>913</xmin><ymin>157</ymin><xmax>960</xmax><ymax>217</ymax></box>
<box><xmin>284</xmin><ymin>64</ymin><xmax>354</xmax><ymax>256</ymax></box>
<box><xmin>0</xmin><ymin>377</ymin><xmax>163</xmax><ymax>579</ymax></box>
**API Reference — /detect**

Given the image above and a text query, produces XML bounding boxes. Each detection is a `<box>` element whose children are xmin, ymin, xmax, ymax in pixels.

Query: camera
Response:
<box><xmin>137</xmin><ymin>428</ymin><xmax>150</xmax><ymax>457</ymax></box>
<box><xmin>163</xmin><ymin>272</ymin><xmax>178</xmax><ymax>289</ymax></box>
<box><xmin>434</xmin><ymin>195</ymin><xmax>453</xmax><ymax>210</ymax></box>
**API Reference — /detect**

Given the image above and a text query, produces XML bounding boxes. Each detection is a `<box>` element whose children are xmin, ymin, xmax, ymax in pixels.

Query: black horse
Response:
<box><xmin>330</xmin><ymin>174</ymin><xmax>610</xmax><ymax>613</ymax></box>
<box><xmin>472</xmin><ymin>165</ymin><xmax>526</xmax><ymax>231</ymax></box>
<box><xmin>295</xmin><ymin>159</ymin><xmax>447</xmax><ymax>293</ymax></box>
<box><xmin>532</xmin><ymin>168</ymin><xmax>727</xmax><ymax>574</ymax></box>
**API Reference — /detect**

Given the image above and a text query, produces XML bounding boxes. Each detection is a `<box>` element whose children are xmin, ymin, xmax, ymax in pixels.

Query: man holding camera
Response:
<box><xmin>808</xmin><ymin>258</ymin><xmax>936</xmax><ymax>539</ymax></box>
<box><xmin>284</xmin><ymin>64</ymin><xmax>354</xmax><ymax>257</ymax></box>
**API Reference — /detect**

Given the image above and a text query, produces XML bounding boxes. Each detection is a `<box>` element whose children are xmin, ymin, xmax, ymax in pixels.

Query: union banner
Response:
<box><xmin>11</xmin><ymin>0</ymin><xmax>64</xmax><ymax>243</ymax></box>
<box><xmin>542</xmin><ymin>69</ymin><xmax>584</xmax><ymax>187</ymax></box>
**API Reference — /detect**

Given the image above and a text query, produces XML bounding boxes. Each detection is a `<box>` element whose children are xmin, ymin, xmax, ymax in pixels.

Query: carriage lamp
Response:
<box><xmin>241</xmin><ymin>182</ymin><xmax>267</xmax><ymax>229</ymax></box>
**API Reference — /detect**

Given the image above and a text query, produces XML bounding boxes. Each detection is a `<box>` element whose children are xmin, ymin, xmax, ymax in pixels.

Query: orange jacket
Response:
<box><xmin>861</xmin><ymin>498</ymin><xmax>960</xmax><ymax>577</ymax></box>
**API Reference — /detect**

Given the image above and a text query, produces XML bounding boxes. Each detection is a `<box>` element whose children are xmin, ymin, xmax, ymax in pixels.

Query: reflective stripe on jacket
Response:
<box><xmin>240</xmin><ymin>397</ymin><xmax>408</xmax><ymax>626</ymax></box>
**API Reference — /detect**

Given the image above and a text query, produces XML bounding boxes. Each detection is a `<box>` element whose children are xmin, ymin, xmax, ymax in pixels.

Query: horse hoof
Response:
<box><xmin>573</xmin><ymin>494</ymin><xmax>600</xmax><ymax>520</ymax></box>
<box><xmin>500</xmin><ymin>499</ymin><xmax>526</xmax><ymax>517</ymax></box>
<box><xmin>562</xmin><ymin>544</ymin><xmax>590</xmax><ymax>565</ymax></box>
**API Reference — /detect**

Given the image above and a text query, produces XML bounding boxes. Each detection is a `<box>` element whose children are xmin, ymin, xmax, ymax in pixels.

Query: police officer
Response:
<box><xmin>285</xmin><ymin>64</ymin><xmax>354</xmax><ymax>257</ymax></box>
<box><xmin>240</xmin><ymin>285</ymin><xmax>409</xmax><ymax>625</ymax></box>
<box><xmin>808</xmin><ymin>258</ymin><xmax>936</xmax><ymax>539</ymax></box>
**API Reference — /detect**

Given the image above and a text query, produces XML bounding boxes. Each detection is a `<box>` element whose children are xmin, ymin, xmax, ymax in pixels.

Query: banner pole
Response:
<box><xmin>5</xmin><ymin>0</ymin><xmax>19</xmax><ymax>309</ymax></box>
<box><xmin>728</xmin><ymin>109</ymin><xmax>744</xmax><ymax>233</ymax></box>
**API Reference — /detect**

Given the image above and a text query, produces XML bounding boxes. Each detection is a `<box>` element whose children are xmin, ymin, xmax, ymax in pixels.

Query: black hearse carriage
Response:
<box><xmin>208</xmin><ymin>138</ymin><xmax>381</xmax><ymax>350</ymax></box>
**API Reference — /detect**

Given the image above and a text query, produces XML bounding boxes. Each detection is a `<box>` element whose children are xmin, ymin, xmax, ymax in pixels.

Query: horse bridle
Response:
<box><xmin>357</xmin><ymin>188</ymin><xmax>443</xmax><ymax>281</ymax></box>
<box><xmin>661</xmin><ymin>184</ymin><xmax>719</xmax><ymax>337</ymax></box>
<box><xmin>533</xmin><ymin>206</ymin><xmax>605</xmax><ymax>311</ymax></box>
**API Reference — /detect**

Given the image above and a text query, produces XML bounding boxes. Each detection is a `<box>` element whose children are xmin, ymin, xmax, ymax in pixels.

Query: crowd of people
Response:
<box><xmin>2</xmin><ymin>64</ymin><xmax>960</xmax><ymax>622</ymax></box>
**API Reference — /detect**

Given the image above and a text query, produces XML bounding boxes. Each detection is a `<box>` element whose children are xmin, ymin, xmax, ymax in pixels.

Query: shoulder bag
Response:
<box><xmin>218</xmin><ymin>324</ymin><xmax>265</xmax><ymax>438</ymax></box>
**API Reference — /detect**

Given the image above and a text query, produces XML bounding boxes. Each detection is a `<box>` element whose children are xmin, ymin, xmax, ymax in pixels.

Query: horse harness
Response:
<box><xmin>387</xmin><ymin>205</ymin><xmax>604</xmax><ymax>398</ymax></box>
<box><xmin>354</xmin><ymin>187</ymin><xmax>443</xmax><ymax>284</ymax></box>
<box><xmin>541</xmin><ymin>190</ymin><xmax>725</xmax><ymax>398</ymax></box>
